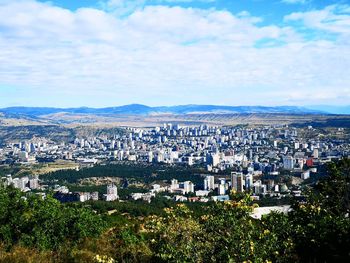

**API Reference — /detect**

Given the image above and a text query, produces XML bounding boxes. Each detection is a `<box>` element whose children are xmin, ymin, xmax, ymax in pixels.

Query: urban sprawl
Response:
<box><xmin>1</xmin><ymin>124</ymin><xmax>349</xmax><ymax>207</ymax></box>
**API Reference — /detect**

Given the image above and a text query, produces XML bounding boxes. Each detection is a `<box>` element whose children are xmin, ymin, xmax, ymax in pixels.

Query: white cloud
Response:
<box><xmin>284</xmin><ymin>4</ymin><xmax>350</xmax><ymax>34</ymax></box>
<box><xmin>281</xmin><ymin>0</ymin><xmax>309</xmax><ymax>4</ymax></box>
<box><xmin>0</xmin><ymin>1</ymin><xmax>349</xmax><ymax>107</ymax></box>
<box><xmin>100</xmin><ymin>0</ymin><xmax>145</xmax><ymax>16</ymax></box>
<box><xmin>100</xmin><ymin>0</ymin><xmax>215</xmax><ymax>16</ymax></box>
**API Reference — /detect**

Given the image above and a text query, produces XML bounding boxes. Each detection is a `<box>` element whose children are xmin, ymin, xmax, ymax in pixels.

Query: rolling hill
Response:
<box><xmin>0</xmin><ymin>104</ymin><xmax>325</xmax><ymax>117</ymax></box>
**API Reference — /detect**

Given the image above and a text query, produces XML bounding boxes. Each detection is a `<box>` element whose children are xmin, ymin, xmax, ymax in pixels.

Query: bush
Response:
<box><xmin>0</xmin><ymin>186</ymin><xmax>106</xmax><ymax>251</ymax></box>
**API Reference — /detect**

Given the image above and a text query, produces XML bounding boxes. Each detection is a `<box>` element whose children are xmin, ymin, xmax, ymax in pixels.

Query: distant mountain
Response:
<box><xmin>152</xmin><ymin>105</ymin><xmax>324</xmax><ymax>114</ymax></box>
<box><xmin>0</xmin><ymin>104</ymin><xmax>153</xmax><ymax>117</ymax></box>
<box><xmin>0</xmin><ymin>104</ymin><xmax>327</xmax><ymax>117</ymax></box>
<box><xmin>305</xmin><ymin>105</ymin><xmax>350</xmax><ymax>115</ymax></box>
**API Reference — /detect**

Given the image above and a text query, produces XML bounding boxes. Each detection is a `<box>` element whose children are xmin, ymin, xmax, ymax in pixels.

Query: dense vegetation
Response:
<box><xmin>0</xmin><ymin>165</ymin><xmax>23</xmax><ymax>177</ymax></box>
<box><xmin>41</xmin><ymin>163</ymin><xmax>206</xmax><ymax>185</ymax></box>
<box><xmin>0</xmin><ymin>187</ymin><xmax>106</xmax><ymax>262</ymax></box>
<box><xmin>292</xmin><ymin>118</ymin><xmax>350</xmax><ymax>128</ymax></box>
<box><xmin>0</xmin><ymin>159</ymin><xmax>349</xmax><ymax>262</ymax></box>
<box><xmin>72</xmin><ymin>196</ymin><xmax>209</xmax><ymax>218</ymax></box>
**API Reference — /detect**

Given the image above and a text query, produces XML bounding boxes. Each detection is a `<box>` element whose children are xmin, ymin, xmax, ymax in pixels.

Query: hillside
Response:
<box><xmin>0</xmin><ymin>104</ymin><xmax>325</xmax><ymax>117</ymax></box>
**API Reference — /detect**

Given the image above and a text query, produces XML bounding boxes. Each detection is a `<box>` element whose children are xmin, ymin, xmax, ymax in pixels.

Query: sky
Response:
<box><xmin>0</xmin><ymin>0</ymin><xmax>349</xmax><ymax>107</ymax></box>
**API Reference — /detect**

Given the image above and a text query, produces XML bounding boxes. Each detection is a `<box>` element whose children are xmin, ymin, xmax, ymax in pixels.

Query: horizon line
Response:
<box><xmin>0</xmin><ymin>104</ymin><xmax>349</xmax><ymax>109</ymax></box>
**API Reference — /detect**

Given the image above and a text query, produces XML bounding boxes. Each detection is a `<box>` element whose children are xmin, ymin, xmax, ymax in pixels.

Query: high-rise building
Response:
<box><xmin>283</xmin><ymin>156</ymin><xmax>294</xmax><ymax>170</ymax></box>
<box><xmin>170</xmin><ymin>179</ymin><xmax>179</xmax><ymax>190</ymax></box>
<box><xmin>117</xmin><ymin>150</ymin><xmax>124</xmax><ymax>161</ymax></box>
<box><xmin>218</xmin><ymin>184</ymin><xmax>226</xmax><ymax>195</ymax></box>
<box><xmin>29</xmin><ymin>175</ymin><xmax>39</xmax><ymax>189</ymax></box>
<box><xmin>273</xmin><ymin>140</ymin><xmax>278</xmax><ymax>147</ymax></box>
<box><xmin>182</xmin><ymin>181</ymin><xmax>194</xmax><ymax>194</ymax></box>
<box><xmin>104</xmin><ymin>184</ymin><xmax>119</xmax><ymax>201</ymax></box>
<box><xmin>29</xmin><ymin>143</ymin><xmax>36</xmax><ymax>153</ymax></box>
<box><xmin>18</xmin><ymin>151</ymin><xmax>29</xmax><ymax>162</ymax></box>
<box><xmin>148</xmin><ymin>151</ymin><xmax>153</xmax><ymax>163</ymax></box>
<box><xmin>248</xmin><ymin>149</ymin><xmax>253</xmax><ymax>160</ymax></box>
<box><xmin>207</xmin><ymin>153</ymin><xmax>220</xmax><ymax>167</ymax></box>
<box><xmin>110</xmin><ymin>140</ymin><xmax>115</xmax><ymax>149</ymax></box>
<box><xmin>245</xmin><ymin>173</ymin><xmax>253</xmax><ymax>191</ymax></box>
<box><xmin>204</xmin><ymin>175</ymin><xmax>215</xmax><ymax>190</ymax></box>
<box><xmin>231</xmin><ymin>172</ymin><xmax>244</xmax><ymax>192</ymax></box>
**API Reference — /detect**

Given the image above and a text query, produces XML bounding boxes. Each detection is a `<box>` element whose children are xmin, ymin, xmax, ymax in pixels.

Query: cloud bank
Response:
<box><xmin>0</xmin><ymin>0</ymin><xmax>349</xmax><ymax>107</ymax></box>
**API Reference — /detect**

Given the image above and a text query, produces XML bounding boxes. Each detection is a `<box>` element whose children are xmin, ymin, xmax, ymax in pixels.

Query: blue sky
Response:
<box><xmin>0</xmin><ymin>0</ymin><xmax>349</xmax><ymax>107</ymax></box>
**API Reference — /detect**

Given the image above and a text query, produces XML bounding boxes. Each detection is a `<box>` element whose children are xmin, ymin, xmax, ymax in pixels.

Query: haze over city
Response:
<box><xmin>1</xmin><ymin>0</ymin><xmax>349</xmax><ymax>107</ymax></box>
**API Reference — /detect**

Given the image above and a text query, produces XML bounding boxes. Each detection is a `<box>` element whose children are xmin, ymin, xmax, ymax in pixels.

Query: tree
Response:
<box><xmin>0</xmin><ymin>186</ymin><xmax>106</xmax><ymax>250</ymax></box>
<box><xmin>288</xmin><ymin>158</ymin><xmax>350</xmax><ymax>262</ymax></box>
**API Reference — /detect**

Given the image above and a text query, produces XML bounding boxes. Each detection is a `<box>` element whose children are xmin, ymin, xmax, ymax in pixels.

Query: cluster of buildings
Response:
<box><xmin>0</xmin><ymin>173</ymin><xmax>120</xmax><ymax>203</ymax></box>
<box><xmin>126</xmin><ymin>168</ymin><xmax>298</xmax><ymax>204</ymax></box>
<box><xmin>1</xmin><ymin>174</ymin><xmax>40</xmax><ymax>192</ymax></box>
<box><xmin>0</xmin><ymin>125</ymin><xmax>348</xmax><ymax>172</ymax></box>
<box><xmin>0</xmin><ymin>124</ymin><xmax>348</xmax><ymax>204</ymax></box>
<box><xmin>53</xmin><ymin>184</ymin><xmax>119</xmax><ymax>202</ymax></box>
<box><xmin>156</xmin><ymin>170</ymin><xmax>293</xmax><ymax>203</ymax></box>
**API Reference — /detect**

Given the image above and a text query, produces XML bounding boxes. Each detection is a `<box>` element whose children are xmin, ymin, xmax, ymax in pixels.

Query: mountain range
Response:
<box><xmin>0</xmin><ymin>104</ymin><xmax>335</xmax><ymax>117</ymax></box>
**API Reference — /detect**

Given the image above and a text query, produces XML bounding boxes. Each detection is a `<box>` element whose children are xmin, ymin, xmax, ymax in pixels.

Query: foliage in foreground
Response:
<box><xmin>0</xmin><ymin>187</ymin><xmax>106</xmax><ymax>251</ymax></box>
<box><xmin>0</xmin><ymin>159</ymin><xmax>350</xmax><ymax>262</ymax></box>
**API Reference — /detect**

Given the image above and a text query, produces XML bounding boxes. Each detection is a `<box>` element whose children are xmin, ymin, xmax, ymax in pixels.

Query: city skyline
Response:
<box><xmin>1</xmin><ymin>0</ymin><xmax>349</xmax><ymax>107</ymax></box>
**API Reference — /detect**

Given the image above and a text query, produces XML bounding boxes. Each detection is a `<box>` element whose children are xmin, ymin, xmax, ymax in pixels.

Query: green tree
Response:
<box><xmin>288</xmin><ymin>158</ymin><xmax>350</xmax><ymax>262</ymax></box>
<box><xmin>0</xmin><ymin>186</ymin><xmax>106</xmax><ymax>251</ymax></box>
